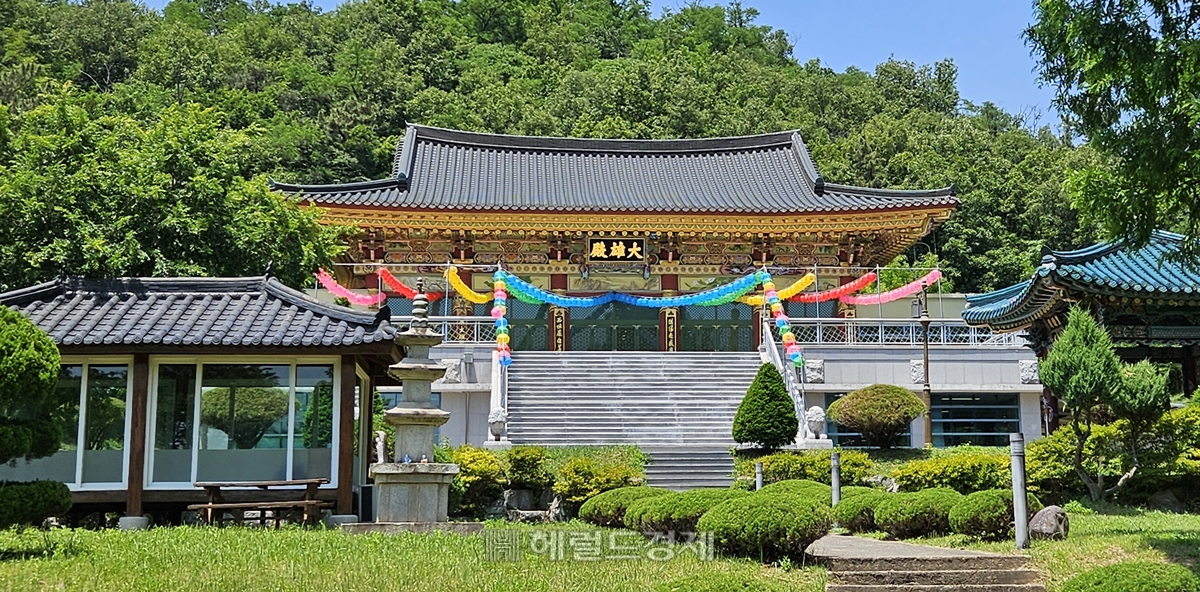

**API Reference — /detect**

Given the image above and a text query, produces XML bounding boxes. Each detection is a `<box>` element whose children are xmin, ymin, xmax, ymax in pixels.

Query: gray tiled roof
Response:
<box><xmin>273</xmin><ymin>125</ymin><xmax>957</xmax><ymax>214</ymax></box>
<box><xmin>1</xmin><ymin>276</ymin><xmax>396</xmax><ymax>348</ymax></box>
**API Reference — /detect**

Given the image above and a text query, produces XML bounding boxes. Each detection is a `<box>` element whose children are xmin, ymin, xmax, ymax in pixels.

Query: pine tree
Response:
<box><xmin>732</xmin><ymin>364</ymin><xmax>798</xmax><ymax>450</ymax></box>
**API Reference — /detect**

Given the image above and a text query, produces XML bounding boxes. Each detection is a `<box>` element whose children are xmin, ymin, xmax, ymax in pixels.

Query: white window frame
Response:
<box><xmin>145</xmin><ymin>356</ymin><xmax>342</xmax><ymax>491</ymax></box>
<box><xmin>60</xmin><ymin>356</ymin><xmax>135</xmax><ymax>492</ymax></box>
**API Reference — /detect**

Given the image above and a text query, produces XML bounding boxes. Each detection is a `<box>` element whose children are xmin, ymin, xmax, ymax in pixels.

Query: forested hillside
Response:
<box><xmin>0</xmin><ymin>0</ymin><xmax>1100</xmax><ymax>292</ymax></box>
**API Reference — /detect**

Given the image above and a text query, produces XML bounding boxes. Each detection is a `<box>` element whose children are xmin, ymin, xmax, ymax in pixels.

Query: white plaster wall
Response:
<box><xmin>437</xmin><ymin>391</ymin><xmax>491</xmax><ymax>447</ymax></box>
<box><xmin>1020</xmin><ymin>391</ymin><xmax>1045</xmax><ymax>442</ymax></box>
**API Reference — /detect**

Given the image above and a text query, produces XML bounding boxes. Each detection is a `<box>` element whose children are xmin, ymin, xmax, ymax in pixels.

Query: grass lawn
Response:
<box><xmin>912</xmin><ymin>507</ymin><xmax>1200</xmax><ymax>591</ymax></box>
<box><xmin>0</xmin><ymin>522</ymin><xmax>825</xmax><ymax>592</ymax></box>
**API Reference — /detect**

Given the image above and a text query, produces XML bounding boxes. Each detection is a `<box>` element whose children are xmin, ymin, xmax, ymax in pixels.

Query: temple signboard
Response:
<box><xmin>587</xmin><ymin>238</ymin><xmax>646</xmax><ymax>262</ymax></box>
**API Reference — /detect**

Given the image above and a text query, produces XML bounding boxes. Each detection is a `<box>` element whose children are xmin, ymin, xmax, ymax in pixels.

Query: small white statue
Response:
<box><xmin>374</xmin><ymin>431</ymin><xmax>387</xmax><ymax>463</ymax></box>
<box><xmin>803</xmin><ymin>406</ymin><xmax>828</xmax><ymax>440</ymax></box>
<box><xmin>488</xmin><ymin>407</ymin><xmax>508</xmax><ymax>439</ymax></box>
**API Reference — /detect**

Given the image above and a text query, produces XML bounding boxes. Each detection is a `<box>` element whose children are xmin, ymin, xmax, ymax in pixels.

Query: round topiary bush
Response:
<box><xmin>874</xmin><ymin>488</ymin><xmax>963</xmax><ymax>539</ymax></box>
<box><xmin>840</xmin><ymin>486</ymin><xmax>881</xmax><ymax>499</ymax></box>
<box><xmin>732</xmin><ymin>364</ymin><xmax>799</xmax><ymax>450</ymax></box>
<box><xmin>826</xmin><ymin>384</ymin><xmax>926</xmax><ymax>449</ymax></box>
<box><xmin>758</xmin><ymin>479</ymin><xmax>831</xmax><ymax>495</ymax></box>
<box><xmin>697</xmin><ymin>493</ymin><xmax>833</xmax><ymax>561</ymax></box>
<box><xmin>949</xmin><ymin>489</ymin><xmax>1044</xmax><ymax>540</ymax></box>
<box><xmin>1061</xmin><ymin>561</ymin><xmax>1200</xmax><ymax>592</ymax></box>
<box><xmin>578</xmin><ymin>486</ymin><xmax>671</xmax><ymax>527</ymax></box>
<box><xmin>833</xmin><ymin>490</ymin><xmax>890</xmax><ymax>533</ymax></box>
<box><xmin>626</xmin><ymin>488</ymin><xmax>748</xmax><ymax>533</ymax></box>
<box><xmin>654</xmin><ymin>573</ymin><xmax>793</xmax><ymax>592</ymax></box>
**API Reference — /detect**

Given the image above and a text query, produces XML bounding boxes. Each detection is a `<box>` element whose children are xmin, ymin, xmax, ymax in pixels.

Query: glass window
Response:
<box><xmin>197</xmin><ymin>364</ymin><xmax>291</xmax><ymax>482</ymax></box>
<box><xmin>931</xmin><ymin>393</ymin><xmax>1020</xmax><ymax>447</ymax></box>
<box><xmin>151</xmin><ymin>364</ymin><xmax>197</xmax><ymax>484</ymax></box>
<box><xmin>80</xmin><ymin>365</ymin><xmax>129</xmax><ymax>483</ymax></box>
<box><xmin>0</xmin><ymin>365</ymin><xmax>82</xmax><ymax>484</ymax></box>
<box><xmin>292</xmin><ymin>365</ymin><xmax>335</xmax><ymax>480</ymax></box>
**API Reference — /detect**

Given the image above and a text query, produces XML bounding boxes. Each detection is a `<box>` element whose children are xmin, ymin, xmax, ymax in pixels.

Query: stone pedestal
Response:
<box><xmin>371</xmin><ymin>463</ymin><xmax>460</xmax><ymax>523</ymax></box>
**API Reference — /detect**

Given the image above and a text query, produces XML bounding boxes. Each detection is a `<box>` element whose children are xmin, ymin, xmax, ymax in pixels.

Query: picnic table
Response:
<box><xmin>188</xmin><ymin>478</ymin><xmax>331</xmax><ymax>527</ymax></box>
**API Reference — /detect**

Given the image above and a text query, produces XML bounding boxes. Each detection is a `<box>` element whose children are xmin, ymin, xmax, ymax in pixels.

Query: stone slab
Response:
<box><xmin>340</xmin><ymin>522</ymin><xmax>485</xmax><ymax>536</ymax></box>
<box><xmin>807</xmin><ymin>534</ymin><xmax>1006</xmax><ymax>560</ymax></box>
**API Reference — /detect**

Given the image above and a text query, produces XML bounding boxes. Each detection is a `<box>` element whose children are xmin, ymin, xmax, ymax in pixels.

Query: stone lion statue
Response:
<box><xmin>803</xmin><ymin>406</ymin><xmax>828</xmax><ymax>440</ymax></box>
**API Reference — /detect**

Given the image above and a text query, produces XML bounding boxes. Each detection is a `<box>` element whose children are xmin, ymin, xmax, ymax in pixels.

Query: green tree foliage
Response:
<box><xmin>1039</xmin><ymin>306</ymin><xmax>1171</xmax><ymax>501</ymax></box>
<box><xmin>199</xmin><ymin>387</ymin><xmax>291</xmax><ymax>449</ymax></box>
<box><xmin>732</xmin><ymin>364</ymin><xmax>797</xmax><ymax>450</ymax></box>
<box><xmin>826</xmin><ymin>384</ymin><xmax>925</xmax><ymax>450</ymax></box>
<box><xmin>0</xmin><ymin>0</ymin><xmax>1102</xmax><ymax>291</ymax></box>
<box><xmin>1027</xmin><ymin>0</ymin><xmax>1200</xmax><ymax>263</ymax></box>
<box><xmin>0</xmin><ymin>91</ymin><xmax>347</xmax><ymax>290</ymax></box>
<box><xmin>0</xmin><ymin>306</ymin><xmax>66</xmax><ymax>464</ymax></box>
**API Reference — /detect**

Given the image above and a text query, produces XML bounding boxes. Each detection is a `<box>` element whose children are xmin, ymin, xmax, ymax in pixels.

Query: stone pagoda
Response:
<box><xmin>368</xmin><ymin>281</ymin><xmax>460</xmax><ymax>526</ymax></box>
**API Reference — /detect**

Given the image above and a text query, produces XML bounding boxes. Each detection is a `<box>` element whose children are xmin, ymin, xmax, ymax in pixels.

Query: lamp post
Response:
<box><xmin>912</xmin><ymin>281</ymin><xmax>932</xmax><ymax>447</ymax></box>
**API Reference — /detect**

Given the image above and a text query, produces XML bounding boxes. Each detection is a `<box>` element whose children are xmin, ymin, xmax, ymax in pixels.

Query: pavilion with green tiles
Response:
<box><xmin>962</xmin><ymin>230</ymin><xmax>1200</xmax><ymax>405</ymax></box>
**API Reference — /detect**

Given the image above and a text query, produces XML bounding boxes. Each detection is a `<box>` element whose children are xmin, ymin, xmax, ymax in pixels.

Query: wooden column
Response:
<box><xmin>126</xmin><ymin>353</ymin><xmax>150</xmax><ymax>517</ymax></box>
<box><xmin>660</xmin><ymin>275</ymin><xmax>680</xmax><ymax>352</ymax></box>
<box><xmin>550</xmin><ymin>274</ymin><xmax>569</xmax><ymax>351</ymax></box>
<box><xmin>337</xmin><ymin>355</ymin><xmax>356</xmax><ymax>515</ymax></box>
<box><xmin>1183</xmin><ymin>346</ymin><xmax>1198</xmax><ymax>397</ymax></box>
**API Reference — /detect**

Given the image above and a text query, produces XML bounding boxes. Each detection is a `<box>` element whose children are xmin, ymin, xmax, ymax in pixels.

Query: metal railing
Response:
<box><xmin>762</xmin><ymin>319</ymin><xmax>807</xmax><ymax>434</ymax></box>
<box><xmin>390</xmin><ymin>316</ymin><xmax>497</xmax><ymax>343</ymax></box>
<box><xmin>784</xmin><ymin>318</ymin><xmax>1024</xmax><ymax>347</ymax></box>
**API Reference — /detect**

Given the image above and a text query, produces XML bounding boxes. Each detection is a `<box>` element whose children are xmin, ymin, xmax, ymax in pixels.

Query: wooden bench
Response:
<box><xmin>188</xmin><ymin>479</ymin><xmax>331</xmax><ymax>528</ymax></box>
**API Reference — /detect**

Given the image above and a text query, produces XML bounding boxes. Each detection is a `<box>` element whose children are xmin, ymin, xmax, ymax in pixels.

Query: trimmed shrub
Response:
<box><xmin>874</xmin><ymin>488</ymin><xmax>963</xmax><ymax>538</ymax></box>
<box><xmin>1061</xmin><ymin>561</ymin><xmax>1200</xmax><ymax>592</ymax></box>
<box><xmin>552</xmin><ymin>457</ymin><xmax>641</xmax><ymax>503</ymax></box>
<box><xmin>505</xmin><ymin>446</ymin><xmax>551</xmax><ymax>490</ymax></box>
<box><xmin>949</xmin><ymin>489</ymin><xmax>1044</xmax><ymax>540</ymax></box>
<box><xmin>450</xmin><ymin>444</ymin><xmax>504</xmax><ymax>517</ymax></box>
<box><xmin>697</xmin><ymin>493</ymin><xmax>833</xmax><ymax>561</ymax></box>
<box><xmin>892</xmin><ymin>452</ymin><xmax>1011</xmax><ymax>494</ymax></box>
<box><xmin>736</xmin><ymin>449</ymin><xmax>873</xmax><ymax>486</ymax></box>
<box><xmin>840</xmin><ymin>486</ymin><xmax>881</xmax><ymax>499</ymax></box>
<box><xmin>826</xmin><ymin>384</ymin><xmax>925</xmax><ymax>449</ymax></box>
<box><xmin>0</xmin><ymin>307</ymin><xmax>68</xmax><ymax>467</ymax></box>
<box><xmin>833</xmin><ymin>490</ymin><xmax>890</xmax><ymax>533</ymax></box>
<box><xmin>655</xmin><ymin>573</ymin><xmax>793</xmax><ymax>592</ymax></box>
<box><xmin>758</xmin><ymin>479</ymin><xmax>832</xmax><ymax>504</ymax></box>
<box><xmin>732</xmin><ymin>364</ymin><xmax>798</xmax><ymax>450</ymax></box>
<box><xmin>578</xmin><ymin>486</ymin><xmax>671</xmax><ymax>528</ymax></box>
<box><xmin>627</xmin><ymin>488</ymin><xmax>748</xmax><ymax>533</ymax></box>
<box><xmin>0</xmin><ymin>481</ymin><xmax>72</xmax><ymax>527</ymax></box>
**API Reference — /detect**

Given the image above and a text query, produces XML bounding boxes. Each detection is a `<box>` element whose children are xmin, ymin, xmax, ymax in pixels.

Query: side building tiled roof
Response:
<box><xmin>272</xmin><ymin>124</ymin><xmax>957</xmax><ymax>215</ymax></box>
<box><xmin>1</xmin><ymin>276</ymin><xmax>396</xmax><ymax>348</ymax></box>
<box><xmin>962</xmin><ymin>230</ymin><xmax>1200</xmax><ymax>332</ymax></box>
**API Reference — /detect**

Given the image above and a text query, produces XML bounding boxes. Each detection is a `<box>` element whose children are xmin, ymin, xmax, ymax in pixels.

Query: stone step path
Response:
<box><xmin>506</xmin><ymin>351</ymin><xmax>762</xmax><ymax>446</ymax></box>
<box><xmin>807</xmin><ymin>534</ymin><xmax>1045</xmax><ymax>592</ymax></box>
<box><xmin>642</xmin><ymin>446</ymin><xmax>735</xmax><ymax>490</ymax></box>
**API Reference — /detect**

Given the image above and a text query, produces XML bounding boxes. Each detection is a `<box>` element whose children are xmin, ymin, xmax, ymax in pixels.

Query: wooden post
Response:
<box><xmin>126</xmin><ymin>353</ymin><xmax>150</xmax><ymax>517</ymax></box>
<box><xmin>337</xmin><ymin>355</ymin><xmax>356</xmax><ymax>515</ymax></box>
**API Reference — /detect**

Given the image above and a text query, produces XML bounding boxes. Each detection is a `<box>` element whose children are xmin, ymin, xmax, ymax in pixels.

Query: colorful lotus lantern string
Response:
<box><xmin>443</xmin><ymin>266</ymin><xmax>492</xmax><ymax>304</ymax></box>
<box><xmin>839</xmin><ymin>269</ymin><xmax>943</xmax><ymax>306</ymax></box>
<box><xmin>756</xmin><ymin>270</ymin><xmax>803</xmax><ymax>367</ymax></box>
<box><xmin>316</xmin><ymin>269</ymin><xmax>387</xmax><ymax>306</ymax></box>
<box><xmin>791</xmin><ymin>272</ymin><xmax>878</xmax><ymax>303</ymax></box>
<box><xmin>497</xmin><ymin>270</ymin><xmax>761</xmax><ymax>308</ymax></box>
<box><xmin>738</xmin><ymin>273</ymin><xmax>815</xmax><ymax>306</ymax></box>
<box><xmin>377</xmin><ymin>268</ymin><xmax>445</xmax><ymax>302</ymax></box>
<box><xmin>492</xmin><ymin>270</ymin><xmax>512</xmax><ymax>367</ymax></box>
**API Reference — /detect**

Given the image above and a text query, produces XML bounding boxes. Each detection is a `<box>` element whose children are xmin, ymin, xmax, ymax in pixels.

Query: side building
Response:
<box><xmin>0</xmin><ymin>275</ymin><xmax>400</xmax><ymax>520</ymax></box>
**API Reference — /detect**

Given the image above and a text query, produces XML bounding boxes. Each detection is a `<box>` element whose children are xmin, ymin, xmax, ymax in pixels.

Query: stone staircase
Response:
<box><xmin>642</xmin><ymin>447</ymin><xmax>735</xmax><ymax>490</ymax></box>
<box><xmin>810</xmin><ymin>535</ymin><xmax>1045</xmax><ymax>592</ymax></box>
<box><xmin>505</xmin><ymin>351</ymin><xmax>762</xmax><ymax>446</ymax></box>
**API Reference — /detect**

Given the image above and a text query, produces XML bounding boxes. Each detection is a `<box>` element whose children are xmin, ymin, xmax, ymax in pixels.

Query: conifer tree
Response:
<box><xmin>732</xmin><ymin>364</ymin><xmax>798</xmax><ymax>450</ymax></box>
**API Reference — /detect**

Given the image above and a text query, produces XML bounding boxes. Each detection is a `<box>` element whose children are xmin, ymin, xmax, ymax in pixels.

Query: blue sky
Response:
<box><xmin>139</xmin><ymin>0</ymin><xmax>1056</xmax><ymax>124</ymax></box>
